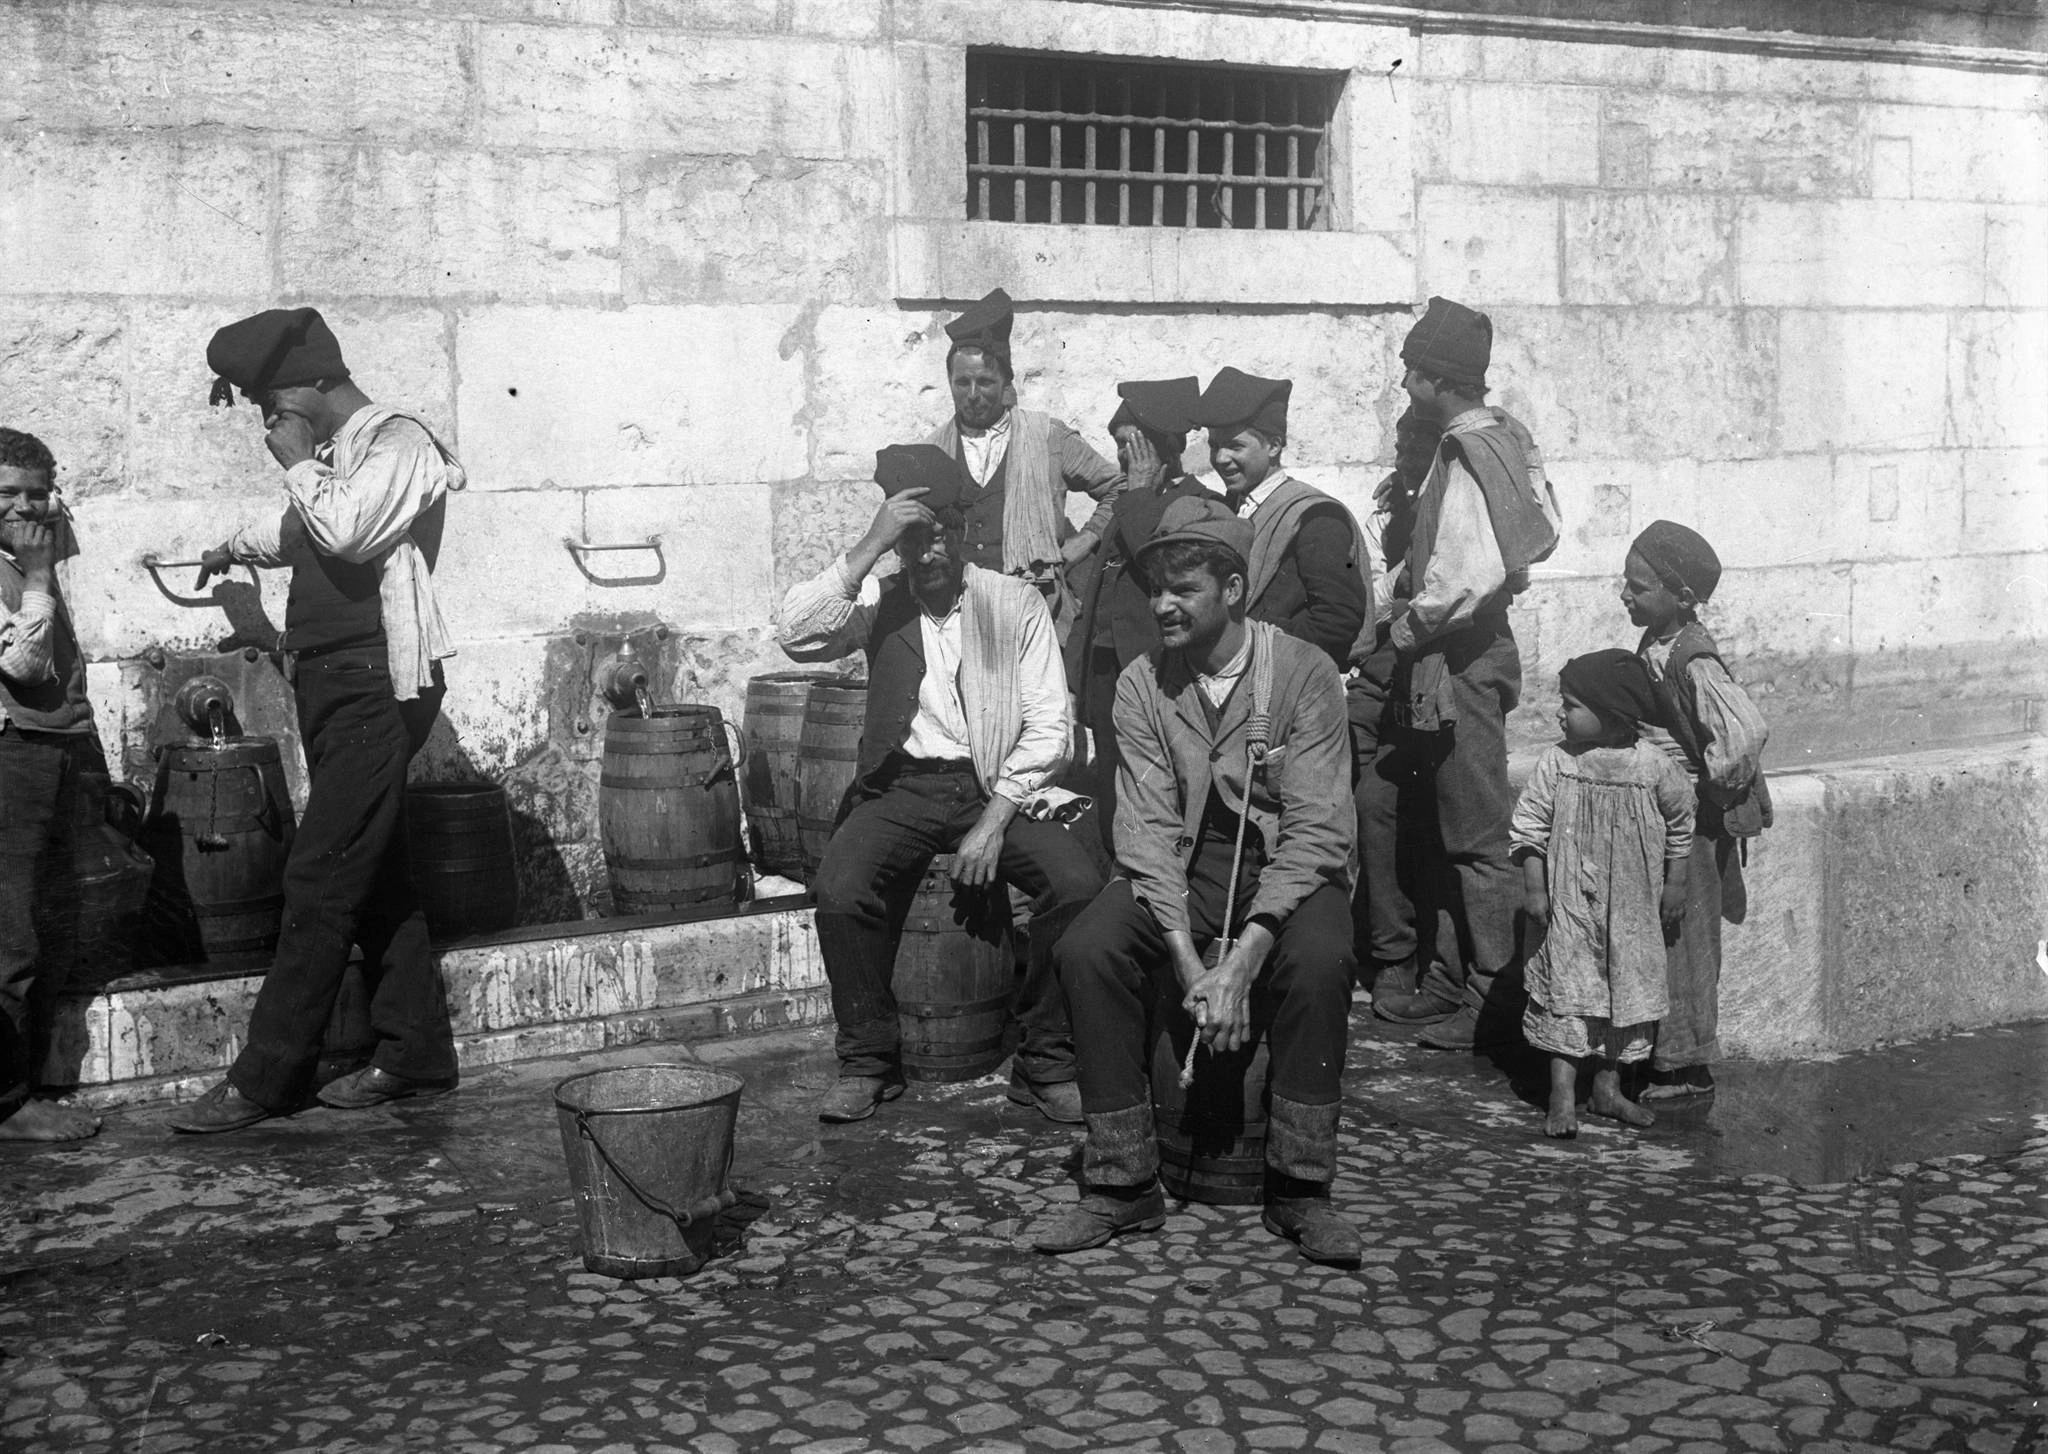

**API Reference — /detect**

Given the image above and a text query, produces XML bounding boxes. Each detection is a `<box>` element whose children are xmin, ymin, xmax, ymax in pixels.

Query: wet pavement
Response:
<box><xmin>3</xmin><ymin>1010</ymin><xmax>2044</xmax><ymax>1454</ymax></box>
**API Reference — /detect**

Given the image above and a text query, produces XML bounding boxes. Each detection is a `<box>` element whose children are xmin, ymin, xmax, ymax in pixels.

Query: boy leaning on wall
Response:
<box><xmin>1620</xmin><ymin>520</ymin><xmax>1773</xmax><ymax>1101</ymax></box>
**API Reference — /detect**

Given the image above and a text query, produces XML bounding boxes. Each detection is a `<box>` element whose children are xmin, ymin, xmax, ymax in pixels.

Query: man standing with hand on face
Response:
<box><xmin>778</xmin><ymin>445</ymin><xmax>1104</xmax><ymax>1126</ymax></box>
<box><xmin>1033</xmin><ymin>496</ymin><xmax>1359</xmax><ymax>1266</ymax></box>
<box><xmin>170</xmin><ymin>308</ymin><xmax>465</xmax><ymax>1134</ymax></box>
<box><xmin>0</xmin><ymin>428</ymin><xmax>104</xmax><ymax>1143</ymax></box>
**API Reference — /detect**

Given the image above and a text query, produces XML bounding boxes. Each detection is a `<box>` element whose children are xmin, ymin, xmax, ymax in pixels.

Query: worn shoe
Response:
<box><xmin>317</xmin><ymin>1066</ymin><xmax>457</xmax><ymax>1110</ymax></box>
<box><xmin>1007</xmin><ymin>1072</ymin><xmax>1084</xmax><ymax>1124</ymax></box>
<box><xmin>1030</xmin><ymin>1183</ymin><xmax>1168</xmax><ymax>1254</ymax></box>
<box><xmin>1416</xmin><ymin>1004</ymin><xmax>1520</xmax><ymax>1051</ymax></box>
<box><xmin>817</xmin><ymin>1072</ymin><xmax>905</xmax><ymax>1124</ymax></box>
<box><xmin>168</xmin><ymin>1080</ymin><xmax>274</xmax><ymax>1134</ymax></box>
<box><xmin>1263</xmin><ymin>1196</ymin><xmax>1363</xmax><ymax>1267</ymax></box>
<box><xmin>1640</xmin><ymin>1066</ymin><xmax>1716</xmax><ymax>1101</ymax></box>
<box><xmin>1372</xmin><ymin>985</ymin><xmax>1460</xmax><ymax>1025</ymax></box>
<box><xmin>1368</xmin><ymin>958</ymin><xmax>1420</xmax><ymax>1001</ymax></box>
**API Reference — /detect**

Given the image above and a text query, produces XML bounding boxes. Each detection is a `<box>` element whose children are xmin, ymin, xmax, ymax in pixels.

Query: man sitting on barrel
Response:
<box><xmin>776</xmin><ymin>445</ymin><xmax>1104</xmax><ymax>1126</ymax></box>
<box><xmin>1031</xmin><ymin>496</ymin><xmax>1360</xmax><ymax>1265</ymax></box>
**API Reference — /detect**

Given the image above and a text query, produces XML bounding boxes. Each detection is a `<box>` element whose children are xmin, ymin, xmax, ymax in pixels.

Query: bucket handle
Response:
<box><xmin>575</xmin><ymin>1110</ymin><xmax>738</xmax><ymax>1233</ymax></box>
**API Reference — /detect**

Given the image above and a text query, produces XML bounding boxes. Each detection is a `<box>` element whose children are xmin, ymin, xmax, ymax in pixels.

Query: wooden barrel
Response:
<box><xmin>406</xmin><ymin>783</ymin><xmax>519</xmax><ymax>941</ymax></box>
<box><xmin>896</xmin><ymin>855</ymin><xmax>1014</xmax><ymax>1083</ymax></box>
<box><xmin>796</xmin><ymin>680</ymin><xmax>866</xmax><ymax>875</ymax></box>
<box><xmin>68</xmin><ymin>765</ymin><xmax>154</xmax><ymax>977</ymax></box>
<box><xmin>599</xmin><ymin>706</ymin><xmax>743</xmax><ymax>914</ymax></box>
<box><xmin>138</xmin><ymin>738</ymin><xmax>295</xmax><ymax>965</ymax></box>
<box><xmin>742</xmin><ymin>671</ymin><xmax>830</xmax><ymax>879</ymax></box>
<box><xmin>1150</xmin><ymin>1001</ymin><xmax>1272</xmax><ymax>1206</ymax></box>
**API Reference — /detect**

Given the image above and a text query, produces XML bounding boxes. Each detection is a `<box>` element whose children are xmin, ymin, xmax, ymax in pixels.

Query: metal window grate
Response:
<box><xmin>966</xmin><ymin>51</ymin><xmax>1338</xmax><ymax>230</ymax></box>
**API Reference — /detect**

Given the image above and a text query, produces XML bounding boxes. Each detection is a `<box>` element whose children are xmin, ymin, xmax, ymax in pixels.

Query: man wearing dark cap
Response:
<box><xmin>1066</xmin><ymin>377</ymin><xmax>1219</xmax><ymax>850</ymax></box>
<box><xmin>1189</xmin><ymin>366</ymin><xmax>1371</xmax><ymax>675</ymax></box>
<box><xmin>928</xmin><ymin>289</ymin><xmax>1124</xmax><ymax>634</ymax></box>
<box><xmin>778</xmin><ymin>444</ymin><xmax>1104</xmax><ymax>1125</ymax></box>
<box><xmin>1363</xmin><ymin>297</ymin><xmax>1560</xmax><ymax>1051</ymax></box>
<box><xmin>170</xmin><ymin>308</ymin><xmax>465</xmax><ymax>1133</ymax></box>
<box><xmin>1032</xmin><ymin>496</ymin><xmax>1360</xmax><ymax>1266</ymax></box>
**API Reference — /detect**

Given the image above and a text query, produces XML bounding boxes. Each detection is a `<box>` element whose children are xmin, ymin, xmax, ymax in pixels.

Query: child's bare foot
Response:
<box><xmin>1545</xmin><ymin>1056</ymin><xmax>1579</xmax><ymax>1139</ymax></box>
<box><xmin>0</xmin><ymin>1099</ymin><xmax>103</xmax><ymax>1142</ymax></box>
<box><xmin>1589</xmin><ymin>1068</ymin><xmax>1655</xmax><ymax>1128</ymax></box>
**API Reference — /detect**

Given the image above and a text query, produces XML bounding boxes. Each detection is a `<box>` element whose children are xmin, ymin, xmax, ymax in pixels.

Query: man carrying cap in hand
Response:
<box><xmin>1032</xmin><ymin>495</ymin><xmax>1360</xmax><ymax>1266</ymax></box>
<box><xmin>170</xmin><ymin>307</ymin><xmax>464</xmax><ymax>1133</ymax></box>
<box><xmin>1189</xmin><ymin>367</ymin><xmax>1372</xmax><ymax>673</ymax></box>
<box><xmin>1067</xmin><ymin>376</ymin><xmax>1218</xmax><ymax>851</ymax></box>
<box><xmin>928</xmin><ymin>289</ymin><xmax>1125</xmax><ymax>635</ymax></box>
<box><xmin>777</xmin><ymin>444</ymin><xmax>1105</xmax><ymax>1126</ymax></box>
<box><xmin>1363</xmin><ymin>297</ymin><xmax>1560</xmax><ymax>1051</ymax></box>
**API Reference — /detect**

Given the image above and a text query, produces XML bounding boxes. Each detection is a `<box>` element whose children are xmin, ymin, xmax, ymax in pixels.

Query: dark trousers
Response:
<box><xmin>1353</xmin><ymin>621</ymin><xmax>1523</xmax><ymax>1008</ymax></box>
<box><xmin>228</xmin><ymin>656</ymin><xmax>455</xmax><ymax>1111</ymax></box>
<box><xmin>1056</xmin><ymin>878</ymin><xmax>1354</xmax><ymax>1116</ymax></box>
<box><xmin>0</xmin><ymin>727</ymin><xmax>89</xmax><ymax>1110</ymax></box>
<box><xmin>812</xmin><ymin>759</ymin><xmax>1104</xmax><ymax>1081</ymax></box>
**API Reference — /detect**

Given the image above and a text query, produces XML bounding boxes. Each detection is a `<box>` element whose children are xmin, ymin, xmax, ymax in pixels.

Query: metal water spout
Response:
<box><xmin>598</xmin><ymin>656</ymin><xmax>655</xmax><ymax>717</ymax></box>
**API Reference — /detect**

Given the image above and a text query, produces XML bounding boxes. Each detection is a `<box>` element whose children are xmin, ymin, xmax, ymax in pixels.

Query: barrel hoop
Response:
<box><xmin>598</xmin><ymin>770</ymin><xmax>729</xmax><ymax>790</ymax></box>
<box><xmin>200</xmin><ymin>932</ymin><xmax>284</xmax><ymax>953</ymax></box>
<box><xmin>608</xmin><ymin>849</ymin><xmax>739</xmax><ymax>872</ymax></box>
<box><xmin>414</xmin><ymin>854</ymin><xmax>517</xmax><ymax>874</ymax></box>
<box><xmin>797</xmin><ymin>746</ymin><xmax>861</xmax><ymax>763</ymax></box>
<box><xmin>193</xmin><ymin>895</ymin><xmax>287</xmax><ymax>917</ymax></box>
<box><xmin>896</xmin><ymin>994</ymin><xmax>1012</xmax><ymax>1019</ymax></box>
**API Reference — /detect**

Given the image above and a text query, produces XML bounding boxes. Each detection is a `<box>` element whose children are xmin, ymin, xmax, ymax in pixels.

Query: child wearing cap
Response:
<box><xmin>1621</xmin><ymin>522</ymin><xmax>1772</xmax><ymax>1102</ymax></box>
<box><xmin>1511</xmin><ymin>649</ymin><xmax>1695</xmax><ymax>1139</ymax></box>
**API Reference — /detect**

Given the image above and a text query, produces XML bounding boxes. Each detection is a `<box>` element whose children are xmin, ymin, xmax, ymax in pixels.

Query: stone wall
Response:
<box><xmin>4</xmin><ymin>0</ymin><xmax>2043</xmax><ymax>921</ymax></box>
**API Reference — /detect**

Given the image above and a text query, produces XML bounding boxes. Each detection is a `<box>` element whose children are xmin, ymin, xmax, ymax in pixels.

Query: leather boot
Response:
<box><xmin>1262</xmin><ymin>1172</ymin><xmax>1362</xmax><ymax>1267</ymax></box>
<box><xmin>1029</xmin><ymin>1181</ymin><xmax>1167</xmax><ymax>1254</ymax></box>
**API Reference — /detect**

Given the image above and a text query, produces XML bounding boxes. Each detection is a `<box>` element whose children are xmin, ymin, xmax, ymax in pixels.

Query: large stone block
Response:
<box><xmin>1414</xmin><ymin>82</ymin><xmax>1600</xmax><ymax>187</ymax></box>
<box><xmin>1485</xmin><ymin>308</ymin><xmax>1775</xmax><ymax>463</ymax></box>
<box><xmin>1948</xmin><ymin>310</ymin><xmax>2048</xmax><ymax>450</ymax></box>
<box><xmin>660</xmin><ymin>626</ymin><xmax>790</xmax><ymax>734</ymax></box>
<box><xmin>280</xmin><ymin>149</ymin><xmax>624</xmax><ymax>302</ymax></box>
<box><xmin>1822</xmin><ymin>741</ymin><xmax>2048</xmax><ymax>1048</ymax></box>
<box><xmin>3</xmin><ymin>4</ymin><xmax>474</xmax><ymax>141</ymax></box>
<box><xmin>0</xmin><ymin>138</ymin><xmax>271</xmax><ymax>296</ymax></box>
<box><xmin>1599</xmin><ymin>93</ymin><xmax>1860</xmax><ymax>195</ymax></box>
<box><xmin>455</xmin><ymin>305</ymin><xmax>810</xmax><ymax>490</ymax></box>
<box><xmin>1561</xmin><ymin>193</ymin><xmax>1737</xmax><ymax>307</ymax></box>
<box><xmin>1703</xmin><ymin>562</ymin><xmax>1855</xmax><ymax>704</ymax></box>
<box><xmin>1985</xmin><ymin>207</ymin><xmax>2048</xmax><ymax>310</ymax></box>
<box><xmin>1692</xmin><ymin>455</ymin><xmax>1835</xmax><ymax>571</ymax></box>
<box><xmin>1776</xmin><ymin>311</ymin><xmax>1949</xmax><ymax>455</ymax></box>
<box><xmin>1341</xmin><ymin>42</ymin><xmax>1419</xmax><ymax>236</ymax></box>
<box><xmin>1849</xmin><ymin>551</ymin><xmax>2048</xmax><ymax>660</ymax></box>
<box><xmin>626</xmin><ymin>0</ymin><xmax>880</xmax><ymax>37</ymax></box>
<box><xmin>1417</xmin><ymin>188</ymin><xmax>1560</xmax><ymax>306</ymax></box>
<box><xmin>435</xmin><ymin>490</ymin><xmax>594</xmax><ymax>639</ymax></box>
<box><xmin>478</xmin><ymin>26</ymin><xmax>889</xmax><ymax>160</ymax></box>
<box><xmin>122</xmin><ymin>303</ymin><xmax>458</xmax><ymax>501</ymax></box>
<box><xmin>579</xmin><ymin>483</ymin><xmax>777</xmax><ymax>632</ymax></box>
<box><xmin>1534</xmin><ymin>457</ymin><xmax>1698</xmax><ymax>579</ymax></box>
<box><xmin>892</xmin><ymin>42</ymin><xmax>966</xmax><ymax>221</ymax></box>
<box><xmin>1861</xmin><ymin>104</ymin><xmax>2048</xmax><ymax>206</ymax></box>
<box><xmin>63</xmin><ymin>496</ymin><xmax>295</xmax><ymax>662</ymax></box>
<box><xmin>1737</xmin><ymin>199</ymin><xmax>1984</xmax><ymax>309</ymax></box>
<box><xmin>807</xmin><ymin>305</ymin><xmax>1408</xmax><ymax>484</ymax></box>
<box><xmin>1718</xmin><ymin>770</ymin><xmax>1829</xmax><ymax>1060</ymax></box>
<box><xmin>1865</xmin><ymin>58</ymin><xmax>2048</xmax><ymax>113</ymax></box>
<box><xmin>1960</xmin><ymin>448</ymin><xmax>2048</xmax><ymax>556</ymax></box>
<box><xmin>0</xmin><ymin>302</ymin><xmax>126</xmax><ymax>497</ymax></box>
<box><xmin>416</xmin><ymin>635</ymin><xmax>553</xmax><ymax>781</ymax></box>
<box><xmin>1825</xmin><ymin>450</ymin><xmax>1965</xmax><ymax>564</ymax></box>
<box><xmin>623</xmin><ymin>156</ymin><xmax>886</xmax><ymax>304</ymax></box>
<box><xmin>771</xmin><ymin>477</ymin><xmax>885</xmax><ymax>613</ymax></box>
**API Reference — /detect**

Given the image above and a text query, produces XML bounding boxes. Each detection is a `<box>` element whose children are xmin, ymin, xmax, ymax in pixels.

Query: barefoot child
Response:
<box><xmin>1622</xmin><ymin>522</ymin><xmax>1771</xmax><ymax>1101</ymax></box>
<box><xmin>1511</xmin><ymin>650</ymin><xmax>1694</xmax><ymax>1139</ymax></box>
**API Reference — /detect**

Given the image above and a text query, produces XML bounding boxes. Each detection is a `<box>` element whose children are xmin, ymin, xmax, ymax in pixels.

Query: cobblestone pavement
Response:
<box><xmin>3</xmin><ymin>1014</ymin><xmax>2044</xmax><ymax>1454</ymax></box>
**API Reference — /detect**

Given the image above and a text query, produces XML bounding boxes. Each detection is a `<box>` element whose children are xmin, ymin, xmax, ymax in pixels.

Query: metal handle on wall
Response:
<box><xmin>138</xmin><ymin>554</ymin><xmax>262</xmax><ymax>608</ymax></box>
<box><xmin>564</xmin><ymin>536</ymin><xmax>666</xmax><ymax>587</ymax></box>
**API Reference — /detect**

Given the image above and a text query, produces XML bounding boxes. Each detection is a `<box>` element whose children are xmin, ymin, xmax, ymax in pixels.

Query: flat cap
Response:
<box><xmin>1136</xmin><ymin>494</ymin><xmax>1253</xmax><ymax>571</ymax></box>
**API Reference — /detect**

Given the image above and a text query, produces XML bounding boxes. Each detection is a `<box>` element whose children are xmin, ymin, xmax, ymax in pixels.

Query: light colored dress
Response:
<box><xmin>1511</xmin><ymin>739</ymin><xmax>1695</xmax><ymax>1061</ymax></box>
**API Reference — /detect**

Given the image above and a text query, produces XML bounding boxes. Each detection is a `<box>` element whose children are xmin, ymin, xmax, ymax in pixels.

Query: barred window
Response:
<box><xmin>965</xmin><ymin>51</ymin><xmax>1340</xmax><ymax>231</ymax></box>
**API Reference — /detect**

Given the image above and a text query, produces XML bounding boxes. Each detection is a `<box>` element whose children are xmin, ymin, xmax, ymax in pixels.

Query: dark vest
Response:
<box><xmin>1650</xmin><ymin>621</ymin><xmax>1772</xmax><ymax>839</ymax></box>
<box><xmin>0</xmin><ymin>556</ymin><xmax>92</xmax><ymax>734</ymax></box>
<box><xmin>280</xmin><ymin>506</ymin><xmax>392</xmax><ymax>657</ymax></box>
<box><xmin>950</xmin><ymin>447</ymin><xmax>1008</xmax><ymax>573</ymax></box>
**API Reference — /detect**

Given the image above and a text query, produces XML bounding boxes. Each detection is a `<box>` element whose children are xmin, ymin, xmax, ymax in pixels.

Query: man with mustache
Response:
<box><xmin>778</xmin><ymin>445</ymin><xmax>1104</xmax><ymax>1126</ymax></box>
<box><xmin>1032</xmin><ymin>496</ymin><xmax>1360</xmax><ymax>1266</ymax></box>
<box><xmin>927</xmin><ymin>289</ymin><xmax>1124</xmax><ymax>636</ymax></box>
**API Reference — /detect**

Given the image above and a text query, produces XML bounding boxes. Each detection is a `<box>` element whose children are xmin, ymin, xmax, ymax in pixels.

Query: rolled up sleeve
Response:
<box><xmin>776</xmin><ymin>555</ymin><xmax>876</xmax><ymax>664</ymax></box>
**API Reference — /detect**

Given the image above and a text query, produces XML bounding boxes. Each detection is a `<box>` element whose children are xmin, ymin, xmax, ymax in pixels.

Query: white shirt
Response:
<box><xmin>1194</xmin><ymin>632</ymin><xmax>1252</xmax><ymax>710</ymax></box>
<box><xmin>1234</xmin><ymin>473</ymin><xmax>1288</xmax><ymax>520</ymax></box>
<box><xmin>957</xmin><ymin>410</ymin><xmax>1013</xmax><ymax>488</ymax></box>
<box><xmin>900</xmin><ymin>603</ymin><xmax>975</xmax><ymax>762</ymax></box>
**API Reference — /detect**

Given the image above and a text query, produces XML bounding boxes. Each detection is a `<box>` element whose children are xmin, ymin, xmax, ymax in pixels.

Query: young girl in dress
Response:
<box><xmin>1512</xmin><ymin>650</ymin><xmax>1695</xmax><ymax>1139</ymax></box>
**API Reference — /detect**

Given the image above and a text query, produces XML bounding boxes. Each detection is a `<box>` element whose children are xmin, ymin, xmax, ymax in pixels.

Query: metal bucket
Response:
<box><xmin>553</xmin><ymin>1063</ymin><xmax>744</xmax><ymax>1279</ymax></box>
